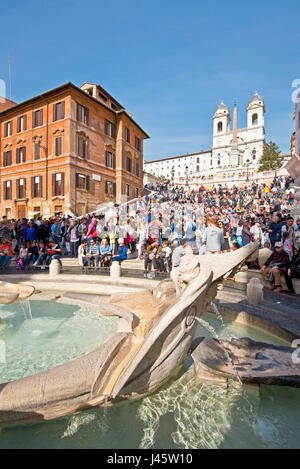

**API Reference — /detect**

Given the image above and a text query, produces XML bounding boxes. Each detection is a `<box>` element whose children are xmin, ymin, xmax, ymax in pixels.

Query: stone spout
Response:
<box><xmin>0</xmin><ymin>281</ymin><xmax>35</xmax><ymax>304</ymax></box>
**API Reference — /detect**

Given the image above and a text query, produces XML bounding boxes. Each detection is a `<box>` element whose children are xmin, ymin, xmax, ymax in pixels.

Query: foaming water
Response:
<box><xmin>211</xmin><ymin>302</ymin><xmax>225</xmax><ymax>329</ymax></box>
<box><xmin>195</xmin><ymin>316</ymin><xmax>243</xmax><ymax>386</ymax></box>
<box><xmin>137</xmin><ymin>368</ymin><xmax>254</xmax><ymax>449</ymax></box>
<box><xmin>19</xmin><ymin>299</ymin><xmax>32</xmax><ymax>320</ymax></box>
<box><xmin>62</xmin><ymin>412</ymin><xmax>97</xmax><ymax>439</ymax></box>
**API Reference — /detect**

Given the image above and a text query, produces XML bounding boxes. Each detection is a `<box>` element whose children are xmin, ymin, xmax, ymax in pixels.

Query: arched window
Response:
<box><xmin>217</xmin><ymin>157</ymin><xmax>221</xmax><ymax>165</ymax></box>
<box><xmin>252</xmin><ymin>113</ymin><xmax>258</xmax><ymax>125</ymax></box>
<box><xmin>252</xmin><ymin>149</ymin><xmax>256</xmax><ymax>160</ymax></box>
<box><xmin>217</xmin><ymin>121</ymin><xmax>223</xmax><ymax>132</ymax></box>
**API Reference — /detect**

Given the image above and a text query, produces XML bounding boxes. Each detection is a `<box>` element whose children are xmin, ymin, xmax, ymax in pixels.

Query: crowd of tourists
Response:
<box><xmin>0</xmin><ymin>176</ymin><xmax>299</xmax><ymax>293</ymax></box>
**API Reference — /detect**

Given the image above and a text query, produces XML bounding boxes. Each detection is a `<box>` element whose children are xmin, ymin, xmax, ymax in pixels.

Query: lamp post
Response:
<box><xmin>274</xmin><ymin>166</ymin><xmax>278</xmax><ymax>185</ymax></box>
<box><xmin>246</xmin><ymin>159</ymin><xmax>250</xmax><ymax>182</ymax></box>
<box><xmin>185</xmin><ymin>165</ymin><xmax>189</xmax><ymax>188</ymax></box>
<box><xmin>171</xmin><ymin>166</ymin><xmax>175</xmax><ymax>186</ymax></box>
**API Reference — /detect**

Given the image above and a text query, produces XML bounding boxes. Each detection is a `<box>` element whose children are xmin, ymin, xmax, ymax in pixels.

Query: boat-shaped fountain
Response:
<box><xmin>0</xmin><ymin>242</ymin><xmax>259</xmax><ymax>426</ymax></box>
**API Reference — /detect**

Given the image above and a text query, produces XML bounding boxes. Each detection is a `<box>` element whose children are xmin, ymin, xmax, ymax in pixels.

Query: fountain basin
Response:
<box><xmin>0</xmin><ymin>242</ymin><xmax>260</xmax><ymax>426</ymax></box>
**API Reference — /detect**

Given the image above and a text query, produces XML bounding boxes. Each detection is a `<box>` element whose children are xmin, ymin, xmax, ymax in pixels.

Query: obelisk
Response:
<box><xmin>230</xmin><ymin>102</ymin><xmax>239</xmax><ymax>166</ymax></box>
<box><xmin>232</xmin><ymin>102</ymin><xmax>237</xmax><ymax>144</ymax></box>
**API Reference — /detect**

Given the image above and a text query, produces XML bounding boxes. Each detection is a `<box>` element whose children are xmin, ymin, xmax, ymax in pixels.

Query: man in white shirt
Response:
<box><xmin>202</xmin><ymin>218</ymin><xmax>224</xmax><ymax>253</ymax></box>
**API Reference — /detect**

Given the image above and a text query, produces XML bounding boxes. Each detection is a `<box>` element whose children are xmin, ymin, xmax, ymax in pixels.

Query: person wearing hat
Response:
<box><xmin>260</xmin><ymin>241</ymin><xmax>292</xmax><ymax>292</ymax></box>
<box><xmin>112</xmin><ymin>238</ymin><xmax>127</xmax><ymax>262</ymax></box>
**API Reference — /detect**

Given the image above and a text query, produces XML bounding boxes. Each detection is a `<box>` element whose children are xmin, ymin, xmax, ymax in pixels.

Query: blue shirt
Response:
<box><xmin>100</xmin><ymin>245</ymin><xmax>111</xmax><ymax>255</ymax></box>
<box><xmin>25</xmin><ymin>227</ymin><xmax>37</xmax><ymax>241</ymax></box>
<box><xmin>116</xmin><ymin>245</ymin><xmax>127</xmax><ymax>260</ymax></box>
<box><xmin>51</xmin><ymin>224</ymin><xmax>61</xmax><ymax>240</ymax></box>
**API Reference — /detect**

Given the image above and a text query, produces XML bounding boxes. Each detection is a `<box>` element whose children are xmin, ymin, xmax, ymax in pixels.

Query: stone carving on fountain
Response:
<box><xmin>192</xmin><ymin>337</ymin><xmax>300</xmax><ymax>387</ymax></box>
<box><xmin>0</xmin><ymin>242</ymin><xmax>259</xmax><ymax>426</ymax></box>
<box><xmin>0</xmin><ymin>281</ymin><xmax>35</xmax><ymax>305</ymax></box>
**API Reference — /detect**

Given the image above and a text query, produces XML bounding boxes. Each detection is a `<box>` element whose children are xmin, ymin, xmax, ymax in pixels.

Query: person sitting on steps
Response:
<box><xmin>260</xmin><ymin>241</ymin><xmax>292</xmax><ymax>293</ymax></box>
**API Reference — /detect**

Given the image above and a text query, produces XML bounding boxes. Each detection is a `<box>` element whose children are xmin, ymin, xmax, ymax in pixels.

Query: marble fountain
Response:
<box><xmin>1</xmin><ymin>241</ymin><xmax>299</xmax><ymax>428</ymax></box>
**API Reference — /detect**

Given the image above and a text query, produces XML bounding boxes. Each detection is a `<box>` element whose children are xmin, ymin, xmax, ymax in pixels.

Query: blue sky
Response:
<box><xmin>0</xmin><ymin>0</ymin><xmax>299</xmax><ymax>159</ymax></box>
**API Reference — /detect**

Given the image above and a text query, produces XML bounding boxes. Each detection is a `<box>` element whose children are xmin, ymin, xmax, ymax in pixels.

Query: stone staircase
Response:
<box><xmin>1</xmin><ymin>255</ymin><xmax>170</xmax><ymax>280</ymax></box>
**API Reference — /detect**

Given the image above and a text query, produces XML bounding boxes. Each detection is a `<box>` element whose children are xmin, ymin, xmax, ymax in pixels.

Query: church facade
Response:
<box><xmin>144</xmin><ymin>92</ymin><xmax>289</xmax><ymax>187</ymax></box>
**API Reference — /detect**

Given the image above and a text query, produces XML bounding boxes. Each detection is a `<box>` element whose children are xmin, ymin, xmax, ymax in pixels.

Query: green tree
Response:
<box><xmin>258</xmin><ymin>141</ymin><xmax>282</xmax><ymax>178</ymax></box>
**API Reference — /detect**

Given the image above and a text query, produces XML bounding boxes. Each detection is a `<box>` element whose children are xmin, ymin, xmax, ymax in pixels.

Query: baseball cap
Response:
<box><xmin>274</xmin><ymin>242</ymin><xmax>283</xmax><ymax>248</ymax></box>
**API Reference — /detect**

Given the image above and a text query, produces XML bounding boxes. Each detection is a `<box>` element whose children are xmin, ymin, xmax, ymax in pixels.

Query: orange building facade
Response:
<box><xmin>0</xmin><ymin>82</ymin><xmax>149</xmax><ymax>218</ymax></box>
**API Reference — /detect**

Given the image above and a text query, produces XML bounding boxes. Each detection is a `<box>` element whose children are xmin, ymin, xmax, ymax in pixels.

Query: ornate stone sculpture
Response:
<box><xmin>0</xmin><ymin>281</ymin><xmax>35</xmax><ymax>304</ymax></box>
<box><xmin>0</xmin><ymin>242</ymin><xmax>259</xmax><ymax>426</ymax></box>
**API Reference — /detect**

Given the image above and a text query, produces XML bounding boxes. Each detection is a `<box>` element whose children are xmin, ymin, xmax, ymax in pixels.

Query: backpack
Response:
<box><xmin>17</xmin><ymin>258</ymin><xmax>24</xmax><ymax>270</ymax></box>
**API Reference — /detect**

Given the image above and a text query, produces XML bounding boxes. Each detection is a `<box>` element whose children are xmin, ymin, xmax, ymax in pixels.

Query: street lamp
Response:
<box><xmin>185</xmin><ymin>165</ymin><xmax>189</xmax><ymax>188</ymax></box>
<box><xmin>171</xmin><ymin>166</ymin><xmax>175</xmax><ymax>186</ymax></box>
<box><xmin>246</xmin><ymin>159</ymin><xmax>250</xmax><ymax>182</ymax></box>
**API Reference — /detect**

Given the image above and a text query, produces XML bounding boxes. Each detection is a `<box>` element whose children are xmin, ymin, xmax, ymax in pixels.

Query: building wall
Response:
<box><xmin>0</xmin><ymin>83</ymin><xmax>147</xmax><ymax>219</ymax></box>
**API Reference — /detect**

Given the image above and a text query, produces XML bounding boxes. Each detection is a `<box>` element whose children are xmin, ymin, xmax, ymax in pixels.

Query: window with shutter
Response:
<box><xmin>104</xmin><ymin>120</ymin><xmax>116</xmax><ymax>138</ymax></box>
<box><xmin>78</xmin><ymin>136</ymin><xmax>87</xmax><ymax>158</ymax></box>
<box><xmin>105</xmin><ymin>151</ymin><xmax>114</xmax><ymax>168</ymax></box>
<box><xmin>17</xmin><ymin>115</ymin><xmax>26</xmax><ymax>132</ymax></box>
<box><xmin>61</xmin><ymin>173</ymin><xmax>65</xmax><ymax>195</ymax></box>
<box><xmin>125</xmin><ymin>127</ymin><xmax>130</xmax><ymax>143</ymax></box>
<box><xmin>33</xmin><ymin>176</ymin><xmax>42</xmax><ymax>197</ymax></box>
<box><xmin>4</xmin><ymin>181</ymin><xmax>12</xmax><ymax>200</ymax></box>
<box><xmin>34</xmin><ymin>142</ymin><xmax>41</xmax><ymax>160</ymax></box>
<box><xmin>76</xmin><ymin>173</ymin><xmax>86</xmax><ymax>189</ymax></box>
<box><xmin>4</xmin><ymin>121</ymin><xmax>12</xmax><ymax>137</ymax></box>
<box><xmin>33</xmin><ymin>110</ymin><xmax>43</xmax><ymax>128</ymax></box>
<box><xmin>135</xmin><ymin>137</ymin><xmax>141</xmax><ymax>151</ymax></box>
<box><xmin>17</xmin><ymin>147</ymin><xmax>26</xmax><ymax>164</ymax></box>
<box><xmin>126</xmin><ymin>157</ymin><xmax>132</xmax><ymax>172</ymax></box>
<box><xmin>17</xmin><ymin>178</ymin><xmax>26</xmax><ymax>198</ymax></box>
<box><xmin>52</xmin><ymin>173</ymin><xmax>56</xmax><ymax>196</ymax></box>
<box><xmin>54</xmin><ymin>173</ymin><xmax>62</xmax><ymax>195</ymax></box>
<box><xmin>76</xmin><ymin>103</ymin><xmax>89</xmax><ymax>124</ymax></box>
<box><xmin>53</xmin><ymin>101</ymin><xmax>65</xmax><ymax>121</ymax></box>
<box><xmin>55</xmin><ymin>137</ymin><xmax>62</xmax><ymax>156</ymax></box>
<box><xmin>3</xmin><ymin>151</ymin><xmax>12</xmax><ymax>166</ymax></box>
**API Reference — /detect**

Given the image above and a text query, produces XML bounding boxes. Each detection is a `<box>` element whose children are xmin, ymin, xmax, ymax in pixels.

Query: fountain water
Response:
<box><xmin>211</xmin><ymin>302</ymin><xmax>225</xmax><ymax>329</ymax></box>
<box><xmin>195</xmin><ymin>317</ymin><xmax>243</xmax><ymax>386</ymax></box>
<box><xmin>19</xmin><ymin>299</ymin><xmax>33</xmax><ymax>320</ymax></box>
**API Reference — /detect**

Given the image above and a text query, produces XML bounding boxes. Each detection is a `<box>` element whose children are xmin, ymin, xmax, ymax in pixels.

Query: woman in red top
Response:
<box><xmin>0</xmin><ymin>238</ymin><xmax>13</xmax><ymax>269</ymax></box>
